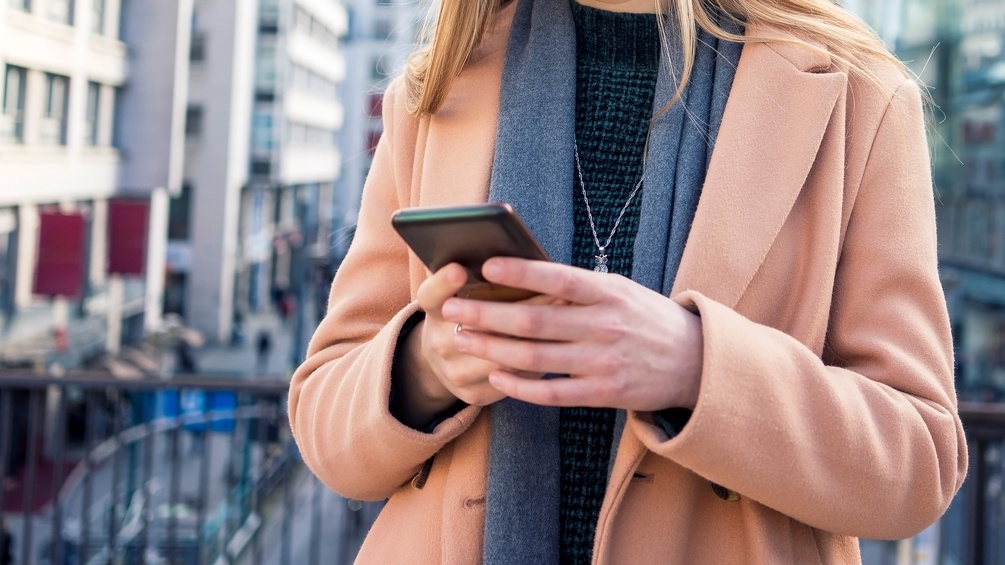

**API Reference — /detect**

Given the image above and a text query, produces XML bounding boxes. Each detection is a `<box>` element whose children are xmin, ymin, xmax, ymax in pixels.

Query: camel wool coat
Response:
<box><xmin>289</xmin><ymin>2</ymin><xmax>968</xmax><ymax>563</ymax></box>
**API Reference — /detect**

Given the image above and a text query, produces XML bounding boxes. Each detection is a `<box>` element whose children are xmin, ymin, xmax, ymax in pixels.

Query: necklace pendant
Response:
<box><xmin>594</xmin><ymin>252</ymin><xmax>609</xmax><ymax>273</ymax></box>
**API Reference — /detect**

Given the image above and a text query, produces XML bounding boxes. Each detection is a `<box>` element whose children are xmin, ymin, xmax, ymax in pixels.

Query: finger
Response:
<box><xmin>488</xmin><ymin>370</ymin><xmax>615</xmax><ymax>408</ymax></box>
<box><xmin>455</xmin><ymin>331</ymin><xmax>599</xmax><ymax>375</ymax></box>
<box><xmin>417</xmin><ymin>263</ymin><xmax>469</xmax><ymax>316</ymax></box>
<box><xmin>436</xmin><ymin>353</ymin><xmax>527</xmax><ymax>407</ymax></box>
<box><xmin>482</xmin><ymin>258</ymin><xmax>610</xmax><ymax>305</ymax></box>
<box><xmin>442</xmin><ymin>298</ymin><xmax>590</xmax><ymax>341</ymax></box>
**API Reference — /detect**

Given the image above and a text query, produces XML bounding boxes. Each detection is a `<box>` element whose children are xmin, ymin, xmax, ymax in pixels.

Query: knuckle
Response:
<box><xmin>517</xmin><ymin>310</ymin><xmax>543</xmax><ymax>336</ymax></box>
<box><xmin>605</xmin><ymin>374</ymin><xmax>629</xmax><ymax>398</ymax></box>
<box><xmin>543</xmin><ymin>386</ymin><xmax>562</xmax><ymax>406</ymax></box>
<box><xmin>516</xmin><ymin>347</ymin><xmax>542</xmax><ymax>371</ymax></box>
<box><xmin>597</xmin><ymin>316</ymin><xmax>627</xmax><ymax>343</ymax></box>
<box><xmin>596</xmin><ymin>352</ymin><xmax>621</xmax><ymax>376</ymax></box>
<box><xmin>558</xmin><ymin>271</ymin><xmax>578</xmax><ymax>297</ymax></box>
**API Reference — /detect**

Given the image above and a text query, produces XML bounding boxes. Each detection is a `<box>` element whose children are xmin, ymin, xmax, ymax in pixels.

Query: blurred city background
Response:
<box><xmin>0</xmin><ymin>0</ymin><xmax>1002</xmax><ymax>563</ymax></box>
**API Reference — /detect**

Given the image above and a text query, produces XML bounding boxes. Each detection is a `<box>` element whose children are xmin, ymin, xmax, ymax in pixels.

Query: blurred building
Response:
<box><xmin>332</xmin><ymin>0</ymin><xmax>425</xmax><ymax>262</ymax></box>
<box><xmin>851</xmin><ymin>0</ymin><xmax>1005</xmax><ymax>562</ymax></box>
<box><xmin>165</xmin><ymin>0</ymin><xmax>348</xmax><ymax>343</ymax></box>
<box><xmin>0</xmin><ymin>0</ymin><xmax>190</xmax><ymax>369</ymax></box>
<box><xmin>884</xmin><ymin>0</ymin><xmax>1005</xmax><ymax>403</ymax></box>
<box><xmin>855</xmin><ymin>0</ymin><xmax>1005</xmax><ymax>401</ymax></box>
<box><xmin>166</xmin><ymin>0</ymin><xmax>258</xmax><ymax>343</ymax></box>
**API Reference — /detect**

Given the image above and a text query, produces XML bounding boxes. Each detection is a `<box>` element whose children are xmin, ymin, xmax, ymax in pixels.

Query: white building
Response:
<box><xmin>333</xmin><ymin>0</ymin><xmax>424</xmax><ymax>259</ymax></box>
<box><xmin>165</xmin><ymin>0</ymin><xmax>348</xmax><ymax>343</ymax></box>
<box><xmin>168</xmin><ymin>0</ymin><xmax>258</xmax><ymax>343</ymax></box>
<box><xmin>0</xmin><ymin>0</ymin><xmax>189</xmax><ymax>367</ymax></box>
<box><xmin>241</xmin><ymin>0</ymin><xmax>348</xmax><ymax>318</ymax></box>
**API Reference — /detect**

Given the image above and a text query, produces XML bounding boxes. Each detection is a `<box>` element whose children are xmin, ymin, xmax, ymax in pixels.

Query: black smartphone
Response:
<box><xmin>391</xmin><ymin>203</ymin><xmax>549</xmax><ymax>301</ymax></box>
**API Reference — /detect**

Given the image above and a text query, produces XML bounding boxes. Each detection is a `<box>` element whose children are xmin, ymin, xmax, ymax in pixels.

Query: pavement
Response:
<box><xmin>193</xmin><ymin>309</ymin><xmax>300</xmax><ymax>381</ymax></box>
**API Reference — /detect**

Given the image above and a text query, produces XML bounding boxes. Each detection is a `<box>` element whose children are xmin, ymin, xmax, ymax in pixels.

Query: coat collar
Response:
<box><xmin>670</xmin><ymin>30</ymin><xmax>846</xmax><ymax>307</ymax></box>
<box><xmin>421</xmin><ymin>12</ymin><xmax>847</xmax><ymax>309</ymax></box>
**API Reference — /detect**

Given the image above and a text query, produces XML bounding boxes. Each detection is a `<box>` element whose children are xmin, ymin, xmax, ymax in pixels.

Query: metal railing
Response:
<box><xmin>955</xmin><ymin>401</ymin><xmax>1005</xmax><ymax>565</ymax></box>
<box><xmin>2</xmin><ymin>371</ymin><xmax>1002</xmax><ymax>564</ymax></box>
<box><xmin>0</xmin><ymin>371</ymin><xmax>377</xmax><ymax>565</ymax></box>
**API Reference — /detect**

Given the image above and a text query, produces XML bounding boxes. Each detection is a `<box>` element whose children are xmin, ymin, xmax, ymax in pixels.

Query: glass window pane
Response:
<box><xmin>47</xmin><ymin>0</ymin><xmax>73</xmax><ymax>24</ymax></box>
<box><xmin>185</xmin><ymin>106</ymin><xmax>203</xmax><ymax>138</ymax></box>
<box><xmin>42</xmin><ymin>74</ymin><xmax>69</xmax><ymax>145</ymax></box>
<box><xmin>85</xmin><ymin>82</ymin><xmax>101</xmax><ymax>146</ymax></box>
<box><xmin>90</xmin><ymin>0</ymin><xmax>104</xmax><ymax>33</ymax></box>
<box><xmin>2</xmin><ymin>66</ymin><xmax>26</xmax><ymax>144</ymax></box>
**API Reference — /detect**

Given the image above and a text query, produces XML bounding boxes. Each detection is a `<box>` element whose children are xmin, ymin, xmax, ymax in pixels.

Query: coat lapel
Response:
<box><xmin>670</xmin><ymin>34</ymin><xmax>846</xmax><ymax>308</ymax></box>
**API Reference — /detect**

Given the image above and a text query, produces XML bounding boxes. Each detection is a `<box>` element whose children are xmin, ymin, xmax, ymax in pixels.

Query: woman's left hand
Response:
<box><xmin>439</xmin><ymin>257</ymin><xmax>704</xmax><ymax>412</ymax></box>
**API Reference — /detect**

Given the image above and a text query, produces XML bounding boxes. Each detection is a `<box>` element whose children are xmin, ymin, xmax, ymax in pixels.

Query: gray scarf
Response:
<box><xmin>483</xmin><ymin>0</ymin><xmax>742</xmax><ymax>562</ymax></box>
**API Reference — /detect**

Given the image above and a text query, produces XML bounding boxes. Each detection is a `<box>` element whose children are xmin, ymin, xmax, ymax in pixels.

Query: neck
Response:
<box><xmin>573</xmin><ymin>0</ymin><xmax>659</xmax><ymax>13</ymax></box>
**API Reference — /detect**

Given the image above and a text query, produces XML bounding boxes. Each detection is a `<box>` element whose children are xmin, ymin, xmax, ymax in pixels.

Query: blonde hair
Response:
<box><xmin>403</xmin><ymin>0</ymin><xmax>907</xmax><ymax>116</ymax></box>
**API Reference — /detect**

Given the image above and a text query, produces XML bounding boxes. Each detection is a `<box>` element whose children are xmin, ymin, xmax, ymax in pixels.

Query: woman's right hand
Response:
<box><xmin>393</xmin><ymin>263</ymin><xmax>512</xmax><ymax>428</ymax></box>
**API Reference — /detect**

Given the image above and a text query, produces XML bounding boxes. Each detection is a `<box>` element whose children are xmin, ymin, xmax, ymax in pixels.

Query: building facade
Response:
<box><xmin>0</xmin><ymin>0</ymin><xmax>189</xmax><ymax>368</ymax></box>
<box><xmin>333</xmin><ymin>0</ymin><xmax>425</xmax><ymax>261</ymax></box>
<box><xmin>167</xmin><ymin>0</ymin><xmax>258</xmax><ymax>343</ymax></box>
<box><xmin>165</xmin><ymin>0</ymin><xmax>348</xmax><ymax>344</ymax></box>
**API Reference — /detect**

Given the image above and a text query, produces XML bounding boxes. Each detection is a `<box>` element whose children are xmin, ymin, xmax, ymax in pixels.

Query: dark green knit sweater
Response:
<box><xmin>560</xmin><ymin>3</ymin><xmax>660</xmax><ymax>564</ymax></box>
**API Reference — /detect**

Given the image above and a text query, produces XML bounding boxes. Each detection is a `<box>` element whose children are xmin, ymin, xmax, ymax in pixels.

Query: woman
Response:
<box><xmin>290</xmin><ymin>0</ymin><xmax>968</xmax><ymax>562</ymax></box>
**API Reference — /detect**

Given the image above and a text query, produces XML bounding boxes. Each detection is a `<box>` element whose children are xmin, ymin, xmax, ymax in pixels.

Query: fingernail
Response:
<box><xmin>441</xmin><ymin>300</ymin><xmax>459</xmax><ymax>319</ymax></box>
<box><xmin>483</xmin><ymin>260</ymin><xmax>502</xmax><ymax>279</ymax></box>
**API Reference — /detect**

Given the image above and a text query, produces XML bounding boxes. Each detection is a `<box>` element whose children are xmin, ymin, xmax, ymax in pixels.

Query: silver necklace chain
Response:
<box><xmin>573</xmin><ymin>142</ymin><xmax>646</xmax><ymax>273</ymax></box>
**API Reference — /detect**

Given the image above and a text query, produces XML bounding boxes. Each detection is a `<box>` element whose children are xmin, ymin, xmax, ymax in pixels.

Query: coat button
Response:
<box><xmin>710</xmin><ymin>482</ymin><xmax>740</xmax><ymax>501</ymax></box>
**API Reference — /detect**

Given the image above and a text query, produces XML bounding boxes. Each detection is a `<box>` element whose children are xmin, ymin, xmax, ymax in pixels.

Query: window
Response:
<box><xmin>9</xmin><ymin>0</ymin><xmax>30</xmax><ymax>12</ymax></box>
<box><xmin>251</xmin><ymin>159</ymin><xmax>271</xmax><ymax>176</ymax></box>
<box><xmin>294</xmin><ymin>7</ymin><xmax>311</xmax><ymax>34</ymax></box>
<box><xmin>260</xmin><ymin>0</ymin><xmax>279</xmax><ymax>33</ymax></box>
<box><xmin>252</xmin><ymin>112</ymin><xmax>274</xmax><ymax>153</ymax></box>
<box><xmin>185</xmin><ymin>106</ymin><xmax>203</xmax><ymax>139</ymax></box>
<box><xmin>168</xmin><ymin>183</ymin><xmax>193</xmax><ymax>240</ymax></box>
<box><xmin>255</xmin><ymin>45</ymin><xmax>277</xmax><ymax>89</ymax></box>
<box><xmin>41</xmin><ymin>73</ymin><xmax>69</xmax><ymax>146</ymax></box>
<box><xmin>111</xmin><ymin>87</ymin><xmax>123</xmax><ymax>149</ymax></box>
<box><xmin>1</xmin><ymin>66</ymin><xmax>27</xmax><ymax>144</ymax></box>
<box><xmin>291</xmin><ymin>64</ymin><xmax>337</xmax><ymax>98</ymax></box>
<box><xmin>85</xmin><ymin>82</ymin><xmax>101</xmax><ymax>146</ymax></box>
<box><xmin>48</xmin><ymin>0</ymin><xmax>73</xmax><ymax>24</ymax></box>
<box><xmin>90</xmin><ymin>0</ymin><xmax>105</xmax><ymax>33</ymax></box>
<box><xmin>288</xmin><ymin>121</ymin><xmax>336</xmax><ymax>147</ymax></box>
<box><xmin>190</xmin><ymin>32</ymin><xmax>207</xmax><ymax>63</ymax></box>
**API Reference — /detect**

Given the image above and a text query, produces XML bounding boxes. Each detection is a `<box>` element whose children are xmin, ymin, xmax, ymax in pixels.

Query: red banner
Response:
<box><xmin>33</xmin><ymin>211</ymin><xmax>86</xmax><ymax>298</ymax></box>
<box><xmin>108</xmin><ymin>199</ymin><xmax>149</xmax><ymax>276</ymax></box>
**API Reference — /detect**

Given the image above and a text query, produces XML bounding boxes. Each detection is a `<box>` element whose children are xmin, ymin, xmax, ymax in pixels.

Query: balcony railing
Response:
<box><xmin>0</xmin><ymin>113</ymin><xmax>24</xmax><ymax>145</ymax></box>
<box><xmin>37</xmin><ymin>117</ymin><xmax>65</xmax><ymax>146</ymax></box>
<box><xmin>2</xmin><ymin>371</ymin><xmax>1002</xmax><ymax>564</ymax></box>
<box><xmin>956</xmin><ymin>401</ymin><xmax>1005</xmax><ymax>564</ymax></box>
<box><xmin>0</xmin><ymin>371</ymin><xmax>379</xmax><ymax>565</ymax></box>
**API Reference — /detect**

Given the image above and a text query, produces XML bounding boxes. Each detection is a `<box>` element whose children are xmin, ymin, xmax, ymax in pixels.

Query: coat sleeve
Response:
<box><xmin>629</xmin><ymin>78</ymin><xmax>968</xmax><ymax>539</ymax></box>
<box><xmin>288</xmin><ymin>79</ymin><xmax>481</xmax><ymax>502</ymax></box>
